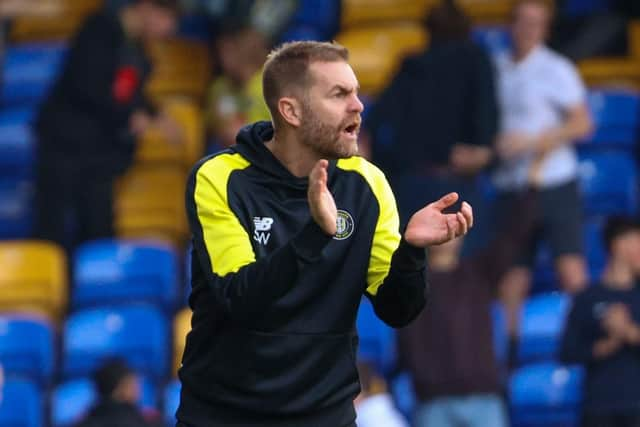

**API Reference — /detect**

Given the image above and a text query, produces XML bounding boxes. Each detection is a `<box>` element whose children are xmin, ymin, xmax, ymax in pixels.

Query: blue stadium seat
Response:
<box><xmin>356</xmin><ymin>297</ymin><xmax>396</xmax><ymax>374</ymax></box>
<box><xmin>562</xmin><ymin>0</ymin><xmax>612</xmax><ymax>16</ymax></box>
<box><xmin>63</xmin><ymin>305</ymin><xmax>169</xmax><ymax>381</ymax></box>
<box><xmin>0</xmin><ymin>379</ymin><xmax>43</xmax><ymax>427</ymax></box>
<box><xmin>164</xmin><ymin>380</ymin><xmax>181</xmax><ymax>427</ymax></box>
<box><xmin>584</xmin><ymin>217</ymin><xmax>606</xmax><ymax>282</ymax></box>
<box><xmin>518</xmin><ymin>293</ymin><xmax>571</xmax><ymax>363</ymax></box>
<box><xmin>287</xmin><ymin>0</ymin><xmax>340</xmax><ymax>40</ymax></box>
<box><xmin>278</xmin><ymin>25</ymin><xmax>324</xmax><ymax>43</ymax></box>
<box><xmin>0</xmin><ymin>178</ymin><xmax>33</xmax><ymax>239</ymax></box>
<box><xmin>0</xmin><ymin>108</ymin><xmax>36</xmax><ymax>172</ymax></box>
<box><xmin>73</xmin><ymin>240</ymin><xmax>179</xmax><ymax>310</ymax></box>
<box><xmin>1</xmin><ymin>43</ymin><xmax>66</xmax><ymax>107</ymax></box>
<box><xmin>583</xmin><ymin>90</ymin><xmax>639</xmax><ymax>148</ymax></box>
<box><xmin>578</xmin><ymin>149</ymin><xmax>638</xmax><ymax>217</ymax></box>
<box><xmin>510</xmin><ymin>362</ymin><xmax>583</xmax><ymax>427</ymax></box>
<box><xmin>52</xmin><ymin>376</ymin><xmax>158</xmax><ymax>427</ymax></box>
<box><xmin>0</xmin><ymin>314</ymin><xmax>54</xmax><ymax>384</ymax></box>
<box><xmin>472</xmin><ymin>26</ymin><xmax>511</xmax><ymax>54</ymax></box>
<box><xmin>390</xmin><ymin>372</ymin><xmax>416</xmax><ymax>422</ymax></box>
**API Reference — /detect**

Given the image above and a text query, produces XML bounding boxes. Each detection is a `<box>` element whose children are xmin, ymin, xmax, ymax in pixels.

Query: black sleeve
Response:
<box><xmin>368</xmin><ymin>239</ymin><xmax>427</xmax><ymax>328</ymax></box>
<box><xmin>559</xmin><ymin>293</ymin><xmax>595</xmax><ymax>364</ymax></box>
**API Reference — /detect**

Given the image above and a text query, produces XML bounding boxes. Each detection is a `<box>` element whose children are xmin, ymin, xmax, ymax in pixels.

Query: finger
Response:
<box><xmin>429</xmin><ymin>192</ymin><xmax>459</xmax><ymax>212</ymax></box>
<box><xmin>461</xmin><ymin>201</ymin><xmax>474</xmax><ymax>229</ymax></box>
<box><xmin>456</xmin><ymin>212</ymin><xmax>468</xmax><ymax>236</ymax></box>
<box><xmin>446</xmin><ymin>214</ymin><xmax>457</xmax><ymax>242</ymax></box>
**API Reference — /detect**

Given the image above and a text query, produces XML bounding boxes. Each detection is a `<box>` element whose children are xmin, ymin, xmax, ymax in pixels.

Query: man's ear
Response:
<box><xmin>277</xmin><ymin>96</ymin><xmax>303</xmax><ymax>128</ymax></box>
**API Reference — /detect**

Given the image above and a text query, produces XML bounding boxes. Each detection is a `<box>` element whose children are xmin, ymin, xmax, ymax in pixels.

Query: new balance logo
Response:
<box><xmin>253</xmin><ymin>217</ymin><xmax>274</xmax><ymax>245</ymax></box>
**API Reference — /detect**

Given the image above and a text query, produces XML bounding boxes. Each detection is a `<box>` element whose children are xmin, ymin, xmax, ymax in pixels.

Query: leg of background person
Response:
<box><xmin>498</xmin><ymin>266</ymin><xmax>531</xmax><ymax>369</ymax></box>
<box><xmin>75</xmin><ymin>173</ymin><xmax>115</xmax><ymax>247</ymax></box>
<box><xmin>414</xmin><ymin>398</ymin><xmax>457</xmax><ymax>427</ymax></box>
<box><xmin>458</xmin><ymin>394</ymin><xmax>509</xmax><ymax>427</ymax></box>
<box><xmin>33</xmin><ymin>159</ymin><xmax>71</xmax><ymax>248</ymax></box>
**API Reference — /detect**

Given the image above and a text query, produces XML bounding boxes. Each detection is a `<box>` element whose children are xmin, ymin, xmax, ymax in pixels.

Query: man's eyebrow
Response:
<box><xmin>328</xmin><ymin>84</ymin><xmax>358</xmax><ymax>93</ymax></box>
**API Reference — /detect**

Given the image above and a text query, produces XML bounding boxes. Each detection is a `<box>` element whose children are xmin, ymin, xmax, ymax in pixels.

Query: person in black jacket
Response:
<box><xmin>560</xmin><ymin>217</ymin><xmax>640</xmax><ymax>427</ymax></box>
<box><xmin>75</xmin><ymin>359</ymin><xmax>163</xmax><ymax>427</ymax></box>
<box><xmin>364</xmin><ymin>0</ymin><xmax>497</xmax><ymax>256</ymax></box>
<box><xmin>33</xmin><ymin>0</ymin><xmax>179</xmax><ymax>250</ymax></box>
<box><xmin>177</xmin><ymin>41</ymin><xmax>474</xmax><ymax>427</ymax></box>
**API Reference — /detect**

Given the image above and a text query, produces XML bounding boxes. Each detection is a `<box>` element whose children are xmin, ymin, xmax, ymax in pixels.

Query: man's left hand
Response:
<box><xmin>404</xmin><ymin>193</ymin><xmax>473</xmax><ymax>248</ymax></box>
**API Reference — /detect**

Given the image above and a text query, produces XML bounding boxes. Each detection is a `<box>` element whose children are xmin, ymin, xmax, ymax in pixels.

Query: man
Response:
<box><xmin>560</xmin><ymin>217</ymin><xmax>640</xmax><ymax>427</ymax></box>
<box><xmin>493</xmin><ymin>0</ymin><xmax>593</xmax><ymax>338</ymax></box>
<box><xmin>75</xmin><ymin>359</ymin><xmax>162</xmax><ymax>427</ymax></box>
<box><xmin>364</xmin><ymin>0</ymin><xmax>496</xmax><ymax>253</ymax></box>
<box><xmin>177</xmin><ymin>41</ymin><xmax>474</xmax><ymax>427</ymax></box>
<box><xmin>399</xmin><ymin>194</ymin><xmax>535</xmax><ymax>427</ymax></box>
<box><xmin>34</xmin><ymin>0</ymin><xmax>180</xmax><ymax>251</ymax></box>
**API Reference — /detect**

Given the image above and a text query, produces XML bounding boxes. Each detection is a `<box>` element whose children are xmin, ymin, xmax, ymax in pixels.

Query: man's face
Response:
<box><xmin>511</xmin><ymin>2</ymin><xmax>549</xmax><ymax>55</ymax></box>
<box><xmin>298</xmin><ymin>61</ymin><xmax>364</xmax><ymax>159</ymax></box>
<box><xmin>618</xmin><ymin>231</ymin><xmax>640</xmax><ymax>274</ymax></box>
<box><xmin>140</xmin><ymin>4</ymin><xmax>177</xmax><ymax>41</ymax></box>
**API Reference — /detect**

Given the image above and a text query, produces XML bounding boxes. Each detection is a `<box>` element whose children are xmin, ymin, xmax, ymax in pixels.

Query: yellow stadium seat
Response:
<box><xmin>115</xmin><ymin>166</ymin><xmax>189</xmax><ymax>247</ymax></box>
<box><xmin>336</xmin><ymin>24</ymin><xmax>428</xmax><ymax>96</ymax></box>
<box><xmin>456</xmin><ymin>0</ymin><xmax>515</xmax><ymax>25</ymax></box>
<box><xmin>578</xmin><ymin>58</ymin><xmax>640</xmax><ymax>89</ymax></box>
<box><xmin>173</xmin><ymin>308</ymin><xmax>191</xmax><ymax>375</ymax></box>
<box><xmin>341</xmin><ymin>0</ymin><xmax>430</xmax><ymax>28</ymax></box>
<box><xmin>9</xmin><ymin>0</ymin><xmax>102</xmax><ymax>42</ymax></box>
<box><xmin>136</xmin><ymin>98</ymin><xmax>205</xmax><ymax>167</ymax></box>
<box><xmin>146</xmin><ymin>39</ymin><xmax>213</xmax><ymax>102</ymax></box>
<box><xmin>0</xmin><ymin>241</ymin><xmax>67</xmax><ymax>322</ymax></box>
<box><xmin>630</xmin><ymin>20</ymin><xmax>640</xmax><ymax>59</ymax></box>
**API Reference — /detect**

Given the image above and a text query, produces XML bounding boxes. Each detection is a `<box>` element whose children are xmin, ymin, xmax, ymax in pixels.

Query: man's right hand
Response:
<box><xmin>308</xmin><ymin>160</ymin><xmax>337</xmax><ymax>236</ymax></box>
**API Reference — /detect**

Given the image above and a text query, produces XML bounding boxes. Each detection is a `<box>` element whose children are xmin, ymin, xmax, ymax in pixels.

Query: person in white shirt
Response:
<box><xmin>493</xmin><ymin>0</ymin><xmax>593</xmax><ymax>340</ymax></box>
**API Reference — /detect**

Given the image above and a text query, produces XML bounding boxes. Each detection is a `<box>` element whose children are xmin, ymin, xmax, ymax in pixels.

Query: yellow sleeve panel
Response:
<box><xmin>337</xmin><ymin>157</ymin><xmax>401</xmax><ymax>296</ymax></box>
<box><xmin>193</xmin><ymin>153</ymin><xmax>256</xmax><ymax>276</ymax></box>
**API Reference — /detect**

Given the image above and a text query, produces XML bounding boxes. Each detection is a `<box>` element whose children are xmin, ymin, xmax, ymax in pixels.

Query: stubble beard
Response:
<box><xmin>299</xmin><ymin>102</ymin><xmax>358</xmax><ymax>159</ymax></box>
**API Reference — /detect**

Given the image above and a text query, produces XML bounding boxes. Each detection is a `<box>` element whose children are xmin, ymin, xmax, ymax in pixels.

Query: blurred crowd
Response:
<box><xmin>2</xmin><ymin>0</ymin><xmax>640</xmax><ymax>426</ymax></box>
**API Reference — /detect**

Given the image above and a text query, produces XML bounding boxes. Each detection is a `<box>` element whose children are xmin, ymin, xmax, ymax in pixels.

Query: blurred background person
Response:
<box><xmin>398</xmin><ymin>194</ymin><xmax>535</xmax><ymax>427</ymax></box>
<box><xmin>364</xmin><ymin>0</ymin><xmax>497</xmax><ymax>257</ymax></box>
<box><xmin>493</xmin><ymin>0</ymin><xmax>593</xmax><ymax>345</ymax></box>
<box><xmin>560</xmin><ymin>217</ymin><xmax>640</xmax><ymax>427</ymax></box>
<box><xmin>205</xmin><ymin>24</ymin><xmax>271</xmax><ymax>151</ymax></box>
<box><xmin>354</xmin><ymin>361</ymin><xmax>408</xmax><ymax>427</ymax></box>
<box><xmin>75</xmin><ymin>359</ymin><xmax>162</xmax><ymax>427</ymax></box>
<box><xmin>33</xmin><ymin>0</ymin><xmax>181</xmax><ymax>252</ymax></box>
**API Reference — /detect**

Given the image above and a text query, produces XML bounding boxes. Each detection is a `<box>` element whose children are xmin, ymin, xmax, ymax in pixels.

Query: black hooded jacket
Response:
<box><xmin>177</xmin><ymin>121</ymin><xmax>428</xmax><ymax>427</ymax></box>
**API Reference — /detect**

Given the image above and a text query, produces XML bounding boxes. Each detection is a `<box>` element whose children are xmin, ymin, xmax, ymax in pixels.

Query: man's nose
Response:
<box><xmin>349</xmin><ymin>94</ymin><xmax>364</xmax><ymax>113</ymax></box>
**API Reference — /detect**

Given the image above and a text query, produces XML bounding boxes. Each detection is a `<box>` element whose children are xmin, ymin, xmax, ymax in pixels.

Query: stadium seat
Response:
<box><xmin>9</xmin><ymin>0</ymin><xmax>101</xmax><ymax>43</ymax></box>
<box><xmin>173</xmin><ymin>308</ymin><xmax>191</xmax><ymax>375</ymax></box>
<box><xmin>472</xmin><ymin>26</ymin><xmax>511</xmax><ymax>54</ymax></box>
<box><xmin>52</xmin><ymin>376</ymin><xmax>158</xmax><ymax>427</ymax></box>
<box><xmin>340</xmin><ymin>0</ymin><xmax>430</xmax><ymax>28</ymax></box>
<box><xmin>288</xmin><ymin>0</ymin><xmax>340</xmax><ymax>40</ymax></box>
<box><xmin>0</xmin><ymin>378</ymin><xmax>43</xmax><ymax>427</ymax></box>
<box><xmin>0</xmin><ymin>108</ymin><xmax>37</xmax><ymax>171</ymax></box>
<box><xmin>73</xmin><ymin>239</ymin><xmax>179</xmax><ymax>311</ymax></box>
<box><xmin>578</xmin><ymin>58</ymin><xmax>640</xmax><ymax>88</ymax></box>
<box><xmin>457</xmin><ymin>0</ymin><xmax>515</xmax><ymax>24</ymax></box>
<box><xmin>562</xmin><ymin>0</ymin><xmax>615</xmax><ymax>16</ymax></box>
<box><xmin>510</xmin><ymin>362</ymin><xmax>583</xmax><ymax>427</ymax></box>
<box><xmin>356</xmin><ymin>297</ymin><xmax>396</xmax><ymax>374</ymax></box>
<box><xmin>0</xmin><ymin>241</ymin><xmax>67</xmax><ymax>321</ymax></box>
<box><xmin>583</xmin><ymin>89</ymin><xmax>639</xmax><ymax>148</ymax></box>
<box><xmin>136</xmin><ymin>98</ymin><xmax>205</xmax><ymax>167</ymax></box>
<box><xmin>531</xmin><ymin>243</ymin><xmax>558</xmax><ymax>294</ymax></box>
<box><xmin>390</xmin><ymin>372</ymin><xmax>416</xmax><ymax>421</ymax></box>
<box><xmin>631</xmin><ymin>20</ymin><xmax>640</xmax><ymax>59</ymax></box>
<box><xmin>0</xmin><ymin>179</ymin><xmax>34</xmax><ymax>239</ymax></box>
<box><xmin>63</xmin><ymin>305</ymin><xmax>169</xmax><ymax>381</ymax></box>
<box><xmin>164</xmin><ymin>380</ymin><xmax>181</xmax><ymax>427</ymax></box>
<box><xmin>518</xmin><ymin>293</ymin><xmax>571</xmax><ymax>364</ymax></box>
<box><xmin>336</xmin><ymin>24</ymin><xmax>428</xmax><ymax>95</ymax></box>
<box><xmin>0</xmin><ymin>314</ymin><xmax>54</xmax><ymax>384</ymax></box>
<box><xmin>278</xmin><ymin>25</ymin><xmax>325</xmax><ymax>44</ymax></box>
<box><xmin>578</xmin><ymin>149</ymin><xmax>639</xmax><ymax>216</ymax></box>
<box><xmin>1</xmin><ymin>43</ymin><xmax>66</xmax><ymax>107</ymax></box>
<box><xmin>114</xmin><ymin>166</ymin><xmax>189</xmax><ymax>247</ymax></box>
<box><xmin>145</xmin><ymin>39</ymin><xmax>212</xmax><ymax>102</ymax></box>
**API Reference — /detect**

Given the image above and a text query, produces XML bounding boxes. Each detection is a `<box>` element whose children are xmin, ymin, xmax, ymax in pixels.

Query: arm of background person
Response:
<box><xmin>186</xmin><ymin>156</ymin><xmax>333</xmax><ymax>324</ymax></box>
